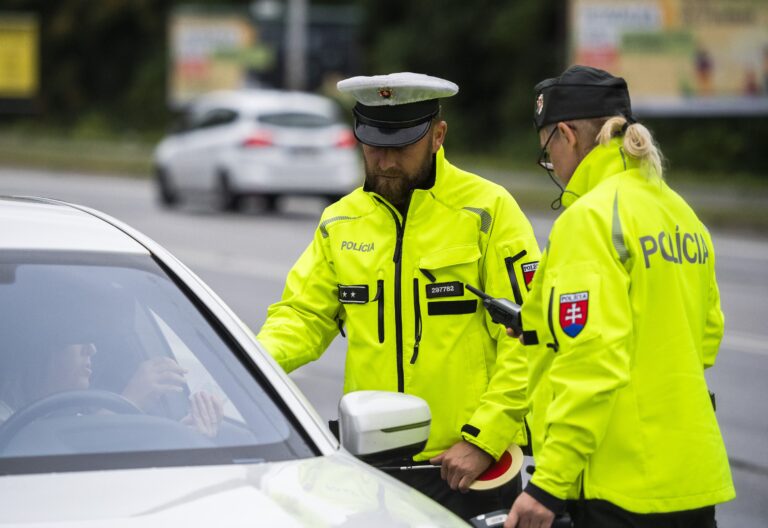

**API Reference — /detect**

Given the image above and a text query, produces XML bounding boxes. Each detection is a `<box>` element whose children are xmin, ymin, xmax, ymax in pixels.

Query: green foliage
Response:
<box><xmin>4</xmin><ymin>0</ymin><xmax>172</xmax><ymax>131</ymax></box>
<box><xmin>359</xmin><ymin>0</ymin><xmax>564</xmax><ymax>151</ymax></box>
<box><xmin>645</xmin><ymin>117</ymin><xmax>768</xmax><ymax>176</ymax></box>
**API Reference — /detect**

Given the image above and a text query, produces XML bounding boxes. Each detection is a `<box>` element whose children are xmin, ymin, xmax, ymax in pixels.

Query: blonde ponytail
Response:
<box><xmin>597</xmin><ymin>116</ymin><xmax>664</xmax><ymax>178</ymax></box>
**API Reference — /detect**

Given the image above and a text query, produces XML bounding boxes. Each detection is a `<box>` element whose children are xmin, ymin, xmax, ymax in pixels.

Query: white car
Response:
<box><xmin>0</xmin><ymin>196</ymin><xmax>466</xmax><ymax>527</ymax></box>
<box><xmin>153</xmin><ymin>90</ymin><xmax>363</xmax><ymax>211</ymax></box>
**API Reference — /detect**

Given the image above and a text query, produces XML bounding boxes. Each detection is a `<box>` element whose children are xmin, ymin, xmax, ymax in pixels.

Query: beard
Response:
<box><xmin>364</xmin><ymin>149</ymin><xmax>434</xmax><ymax>208</ymax></box>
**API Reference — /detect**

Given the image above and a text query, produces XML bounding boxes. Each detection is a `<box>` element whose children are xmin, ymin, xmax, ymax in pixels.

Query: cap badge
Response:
<box><xmin>378</xmin><ymin>88</ymin><xmax>393</xmax><ymax>99</ymax></box>
<box><xmin>536</xmin><ymin>94</ymin><xmax>544</xmax><ymax>115</ymax></box>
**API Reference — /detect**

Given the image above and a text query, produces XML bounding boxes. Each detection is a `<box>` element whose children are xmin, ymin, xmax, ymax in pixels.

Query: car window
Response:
<box><xmin>196</xmin><ymin>108</ymin><xmax>239</xmax><ymax>129</ymax></box>
<box><xmin>258</xmin><ymin>112</ymin><xmax>336</xmax><ymax>128</ymax></box>
<box><xmin>0</xmin><ymin>251</ymin><xmax>315</xmax><ymax>475</ymax></box>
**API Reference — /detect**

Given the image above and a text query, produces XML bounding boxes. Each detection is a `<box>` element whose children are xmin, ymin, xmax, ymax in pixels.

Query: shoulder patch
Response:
<box><xmin>559</xmin><ymin>291</ymin><xmax>588</xmax><ymax>337</ymax></box>
<box><xmin>521</xmin><ymin>261</ymin><xmax>539</xmax><ymax>290</ymax></box>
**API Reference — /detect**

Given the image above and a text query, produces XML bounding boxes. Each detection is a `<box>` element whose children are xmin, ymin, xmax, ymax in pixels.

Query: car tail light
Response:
<box><xmin>242</xmin><ymin>132</ymin><xmax>273</xmax><ymax>148</ymax></box>
<box><xmin>335</xmin><ymin>130</ymin><xmax>357</xmax><ymax>149</ymax></box>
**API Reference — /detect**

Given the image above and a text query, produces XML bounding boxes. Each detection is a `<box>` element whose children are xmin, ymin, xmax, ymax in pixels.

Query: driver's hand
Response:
<box><xmin>182</xmin><ymin>391</ymin><xmax>223</xmax><ymax>438</ymax></box>
<box><xmin>121</xmin><ymin>357</ymin><xmax>187</xmax><ymax>411</ymax></box>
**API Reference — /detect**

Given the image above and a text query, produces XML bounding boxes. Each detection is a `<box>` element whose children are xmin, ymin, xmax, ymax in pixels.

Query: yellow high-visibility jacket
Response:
<box><xmin>522</xmin><ymin>138</ymin><xmax>735</xmax><ymax>513</ymax></box>
<box><xmin>258</xmin><ymin>147</ymin><xmax>541</xmax><ymax>460</ymax></box>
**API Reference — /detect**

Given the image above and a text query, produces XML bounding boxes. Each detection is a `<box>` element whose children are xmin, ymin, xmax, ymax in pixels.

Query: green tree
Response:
<box><xmin>359</xmin><ymin>0</ymin><xmax>563</xmax><ymax>152</ymax></box>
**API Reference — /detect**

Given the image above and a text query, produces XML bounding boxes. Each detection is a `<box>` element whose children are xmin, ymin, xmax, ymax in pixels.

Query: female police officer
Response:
<box><xmin>504</xmin><ymin>65</ymin><xmax>734</xmax><ymax>528</ymax></box>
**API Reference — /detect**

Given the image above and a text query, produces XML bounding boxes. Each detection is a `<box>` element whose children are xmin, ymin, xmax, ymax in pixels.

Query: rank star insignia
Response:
<box><xmin>338</xmin><ymin>285</ymin><xmax>369</xmax><ymax>304</ymax></box>
<box><xmin>378</xmin><ymin>88</ymin><xmax>393</xmax><ymax>99</ymax></box>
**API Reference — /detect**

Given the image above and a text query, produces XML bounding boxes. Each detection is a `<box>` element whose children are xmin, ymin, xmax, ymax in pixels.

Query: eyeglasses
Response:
<box><xmin>537</xmin><ymin>127</ymin><xmax>557</xmax><ymax>171</ymax></box>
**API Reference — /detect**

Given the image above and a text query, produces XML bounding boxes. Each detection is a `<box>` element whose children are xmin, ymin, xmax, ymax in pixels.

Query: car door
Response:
<box><xmin>181</xmin><ymin>107</ymin><xmax>241</xmax><ymax>191</ymax></box>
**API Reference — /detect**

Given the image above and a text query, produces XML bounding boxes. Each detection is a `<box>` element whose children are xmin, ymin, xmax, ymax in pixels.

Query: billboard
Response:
<box><xmin>0</xmin><ymin>13</ymin><xmax>38</xmax><ymax>111</ymax></box>
<box><xmin>569</xmin><ymin>0</ymin><xmax>768</xmax><ymax>115</ymax></box>
<box><xmin>169</xmin><ymin>7</ymin><xmax>273</xmax><ymax>107</ymax></box>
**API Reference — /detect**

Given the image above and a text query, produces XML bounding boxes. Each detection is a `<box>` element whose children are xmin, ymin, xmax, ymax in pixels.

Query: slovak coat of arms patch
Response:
<box><xmin>522</xmin><ymin>262</ymin><xmax>538</xmax><ymax>290</ymax></box>
<box><xmin>559</xmin><ymin>291</ymin><xmax>588</xmax><ymax>337</ymax></box>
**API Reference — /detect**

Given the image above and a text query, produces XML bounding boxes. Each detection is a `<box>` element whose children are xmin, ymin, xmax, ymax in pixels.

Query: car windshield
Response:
<box><xmin>0</xmin><ymin>251</ymin><xmax>315</xmax><ymax>475</ymax></box>
<box><xmin>257</xmin><ymin>112</ymin><xmax>336</xmax><ymax>128</ymax></box>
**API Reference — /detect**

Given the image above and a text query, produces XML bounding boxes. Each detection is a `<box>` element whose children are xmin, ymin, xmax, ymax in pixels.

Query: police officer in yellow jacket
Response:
<box><xmin>257</xmin><ymin>73</ymin><xmax>541</xmax><ymax>519</ymax></box>
<box><xmin>505</xmin><ymin>66</ymin><xmax>735</xmax><ymax>528</ymax></box>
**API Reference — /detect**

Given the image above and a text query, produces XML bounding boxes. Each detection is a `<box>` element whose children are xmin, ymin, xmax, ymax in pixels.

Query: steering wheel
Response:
<box><xmin>0</xmin><ymin>390</ymin><xmax>142</xmax><ymax>452</ymax></box>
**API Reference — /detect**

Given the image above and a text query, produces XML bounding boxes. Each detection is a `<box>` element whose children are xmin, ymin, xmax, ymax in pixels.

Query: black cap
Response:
<box><xmin>533</xmin><ymin>65</ymin><xmax>632</xmax><ymax>130</ymax></box>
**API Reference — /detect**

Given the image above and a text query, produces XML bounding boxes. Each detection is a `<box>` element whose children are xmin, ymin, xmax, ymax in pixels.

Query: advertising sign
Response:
<box><xmin>169</xmin><ymin>8</ymin><xmax>272</xmax><ymax>107</ymax></box>
<box><xmin>0</xmin><ymin>13</ymin><xmax>38</xmax><ymax>102</ymax></box>
<box><xmin>569</xmin><ymin>0</ymin><xmax>768</xmax><ymax>115</ymax></box>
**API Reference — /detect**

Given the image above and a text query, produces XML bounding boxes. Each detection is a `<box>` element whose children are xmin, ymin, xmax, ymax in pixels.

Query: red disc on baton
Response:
<box><xmin>469</xmin><ymin>444</ymin><xmax>524</xmax><ymax>491</ymax></box>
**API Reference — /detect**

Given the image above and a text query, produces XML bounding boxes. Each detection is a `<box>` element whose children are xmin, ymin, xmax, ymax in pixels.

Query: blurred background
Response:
<box><xmin>0</xmin><ymin>0</ymin><xmax>767</xmax><ymax>526</ymax></box>
<box><xmin>0</xmin><ymin>0</ymin><xmax>766</xmax><ymax>202</ymax></box>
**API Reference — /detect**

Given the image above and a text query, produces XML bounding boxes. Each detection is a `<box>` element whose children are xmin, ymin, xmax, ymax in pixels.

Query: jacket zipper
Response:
<box><xmin>546</xmin><ymin>286</ymin><xmax>559</xmax><ymax>353</ymax></box>
<box><xmin>375</xmin><ymin>197</ymin><xmax>406</xmax><ymax>392</ymax></box>
<box><xmin>411</xmin><ymin>277</ymin><xmax>422</xmax><ymax>364</ymax></box>
<box><xmin>376</xmin><ymin>279</ymin><xmax>384</xmax><ymax>343</ymax></box>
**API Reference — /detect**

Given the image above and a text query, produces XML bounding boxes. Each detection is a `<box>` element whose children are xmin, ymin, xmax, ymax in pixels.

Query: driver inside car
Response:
<box><xmin>0</xmin><ymin>340</ymin><xmax>223</xmax><ymax>438</ymax></box>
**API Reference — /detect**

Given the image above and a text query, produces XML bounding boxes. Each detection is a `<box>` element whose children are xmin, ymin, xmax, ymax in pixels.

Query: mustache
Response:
<box><xmin>366</xmin><ymin>167</ymin><xmax>407</xmax><ymax>179</ymax></box>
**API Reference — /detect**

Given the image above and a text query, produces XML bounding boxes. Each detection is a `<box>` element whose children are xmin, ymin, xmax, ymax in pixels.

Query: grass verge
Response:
<box><xmin>0</xmin><ymin>132</ymin><xmax>765</xmax><ymax>234</ymax></box>
<box><xmin>0</xmin><ymin>132</ymin><xmax>154</xmax><ymax>177</ymax></box>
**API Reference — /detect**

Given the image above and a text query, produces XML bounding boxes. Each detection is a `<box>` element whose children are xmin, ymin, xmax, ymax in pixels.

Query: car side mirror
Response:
<box><xmin>338</xmin><ymin>390</ymin><xmax>430</xmax><ymax>465</ymax></box>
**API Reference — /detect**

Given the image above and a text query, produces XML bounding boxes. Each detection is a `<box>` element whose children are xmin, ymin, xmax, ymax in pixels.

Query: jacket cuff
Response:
<box><xmin>460</xmin><ymin>424</ymin><xmax>502</xmax><ymax>460</ymax></box>
<box><xmin>524</xmin><ymin>482</ymin><xmax>567</xmax><ymax>515</ymax></box>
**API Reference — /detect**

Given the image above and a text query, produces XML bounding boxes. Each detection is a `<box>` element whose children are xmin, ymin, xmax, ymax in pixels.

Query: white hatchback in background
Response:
<box><xmin>153</xmin><ymin>90</ymin><xmax>362</xmax><ymax>211</ymax></box>
<box><xmin>0</xmin><ymin>196</ymin><xmax>466</xmax><ymax>527</ymax></box>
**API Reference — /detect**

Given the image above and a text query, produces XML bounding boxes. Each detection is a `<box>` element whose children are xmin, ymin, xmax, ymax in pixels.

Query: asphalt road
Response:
<box><xmin>1</xmin><ymin>167</ymin><xmax>767</xmax><ymax>526</ymax></box>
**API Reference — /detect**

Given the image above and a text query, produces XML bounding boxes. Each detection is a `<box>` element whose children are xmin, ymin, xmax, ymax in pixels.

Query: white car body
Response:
<box><xmin>0</xmin><ymin>196</ymin><xmax>465</xmax><ymax>527</ymax></box>
<box><xmin>153</xmin><ymin>90</ymin><xmax>363</xmax><ymax>210</ymax></box>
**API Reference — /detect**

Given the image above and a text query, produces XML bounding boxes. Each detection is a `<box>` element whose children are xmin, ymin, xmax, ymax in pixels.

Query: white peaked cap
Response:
<box><xmin>337</xmin><ymin>72</ymin><xmax>459</xmax><ymax>106</ymax></box>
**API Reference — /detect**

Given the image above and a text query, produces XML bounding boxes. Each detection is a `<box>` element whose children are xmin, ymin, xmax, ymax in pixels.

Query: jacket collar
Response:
<box><xmin>363</xmin><ymin>146</ymin><xmax>447</xmax><ymax>214</ymax></box>
<box><xmin>562</xmin><ymin>137</ymin><xmax>639</xmax><ymax>208</ymax></box>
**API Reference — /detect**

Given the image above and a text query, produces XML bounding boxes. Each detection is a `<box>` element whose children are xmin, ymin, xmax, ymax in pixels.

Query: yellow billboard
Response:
<box><xmin>0</xmin><ymin>13</ymin><xmax>38</xmax><ymax>99</ymax></box>
<box><xmin>569</xmin><ymin>0</ymin><xmax>768</xmax><ymax>115</ymax></box>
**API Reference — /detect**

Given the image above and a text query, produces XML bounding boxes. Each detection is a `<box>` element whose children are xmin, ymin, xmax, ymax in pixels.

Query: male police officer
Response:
<box><xmin>257</xmin><ymin>72</ymin><xmax>540</xmax><ymax>519</ymax></box>
<box><xmin>504</xmin><ymin>66</ymin><xmax>735</xmax><ymax>528</ymax></box>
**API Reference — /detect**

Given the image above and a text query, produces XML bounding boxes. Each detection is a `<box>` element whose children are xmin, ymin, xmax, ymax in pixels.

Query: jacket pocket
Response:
<box><xmin>411</xmin><ymin>277</ymin><xmax>421</xmax><ymax>363</ymax></box>
<box><xmin>419</xmin><ymin>245</ymin><xmax>482</xmax><ymax>317</ymax></box>
<box><xmin>374</xmin><ymin>278</ymin><xmax>385</xmax><ymax>343</ymax></box>
<box><xmin>419</xmin><ymin>244</ymin><xmax>481</xmax><ymax>271</ymax></box>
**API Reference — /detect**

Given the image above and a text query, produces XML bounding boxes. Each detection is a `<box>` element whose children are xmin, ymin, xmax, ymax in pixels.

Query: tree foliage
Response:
<box><xmin>359</xmin><ymin>0</ymin><xmax>564</xmax><ymax>151</ymax></box>
<box><xmin>4</xmin><ymin>0</ymin><xmax>173</xmax><ymax>134</ymax></box>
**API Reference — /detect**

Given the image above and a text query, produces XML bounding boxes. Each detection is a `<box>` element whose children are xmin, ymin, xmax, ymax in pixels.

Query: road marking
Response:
<box><xmin>722</xmin><ymin>332</ymin><xmax>768</xmax><ymax>357</ymax></box>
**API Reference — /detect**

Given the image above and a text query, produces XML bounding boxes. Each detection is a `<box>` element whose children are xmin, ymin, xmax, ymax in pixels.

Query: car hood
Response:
<box><xmin>0</xmin><ymin>453</ymin><xmax>466</xmax><ymax>527</ymax></box>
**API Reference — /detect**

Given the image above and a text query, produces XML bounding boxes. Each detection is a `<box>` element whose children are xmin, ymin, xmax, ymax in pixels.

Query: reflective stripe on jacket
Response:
<box><xmin>258</xmin><ymin>147</ymin><xmax>541</xmax><ymax>460</ymax></box>
<box><xmin>523</xmin><ymin>138</ymin><xmax>735</xmax><ymax>512</ymax></box>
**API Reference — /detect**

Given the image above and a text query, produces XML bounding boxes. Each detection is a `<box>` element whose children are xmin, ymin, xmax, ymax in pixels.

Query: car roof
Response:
<box><xmin>190</xmin><ymin>89</ymin><xmax>340</xmax><ymax>117</ymax></box>
<box><xmin>0</xmin><ymin>196</ymin><xmax>149</xmax><ymax>254</ymax></box>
